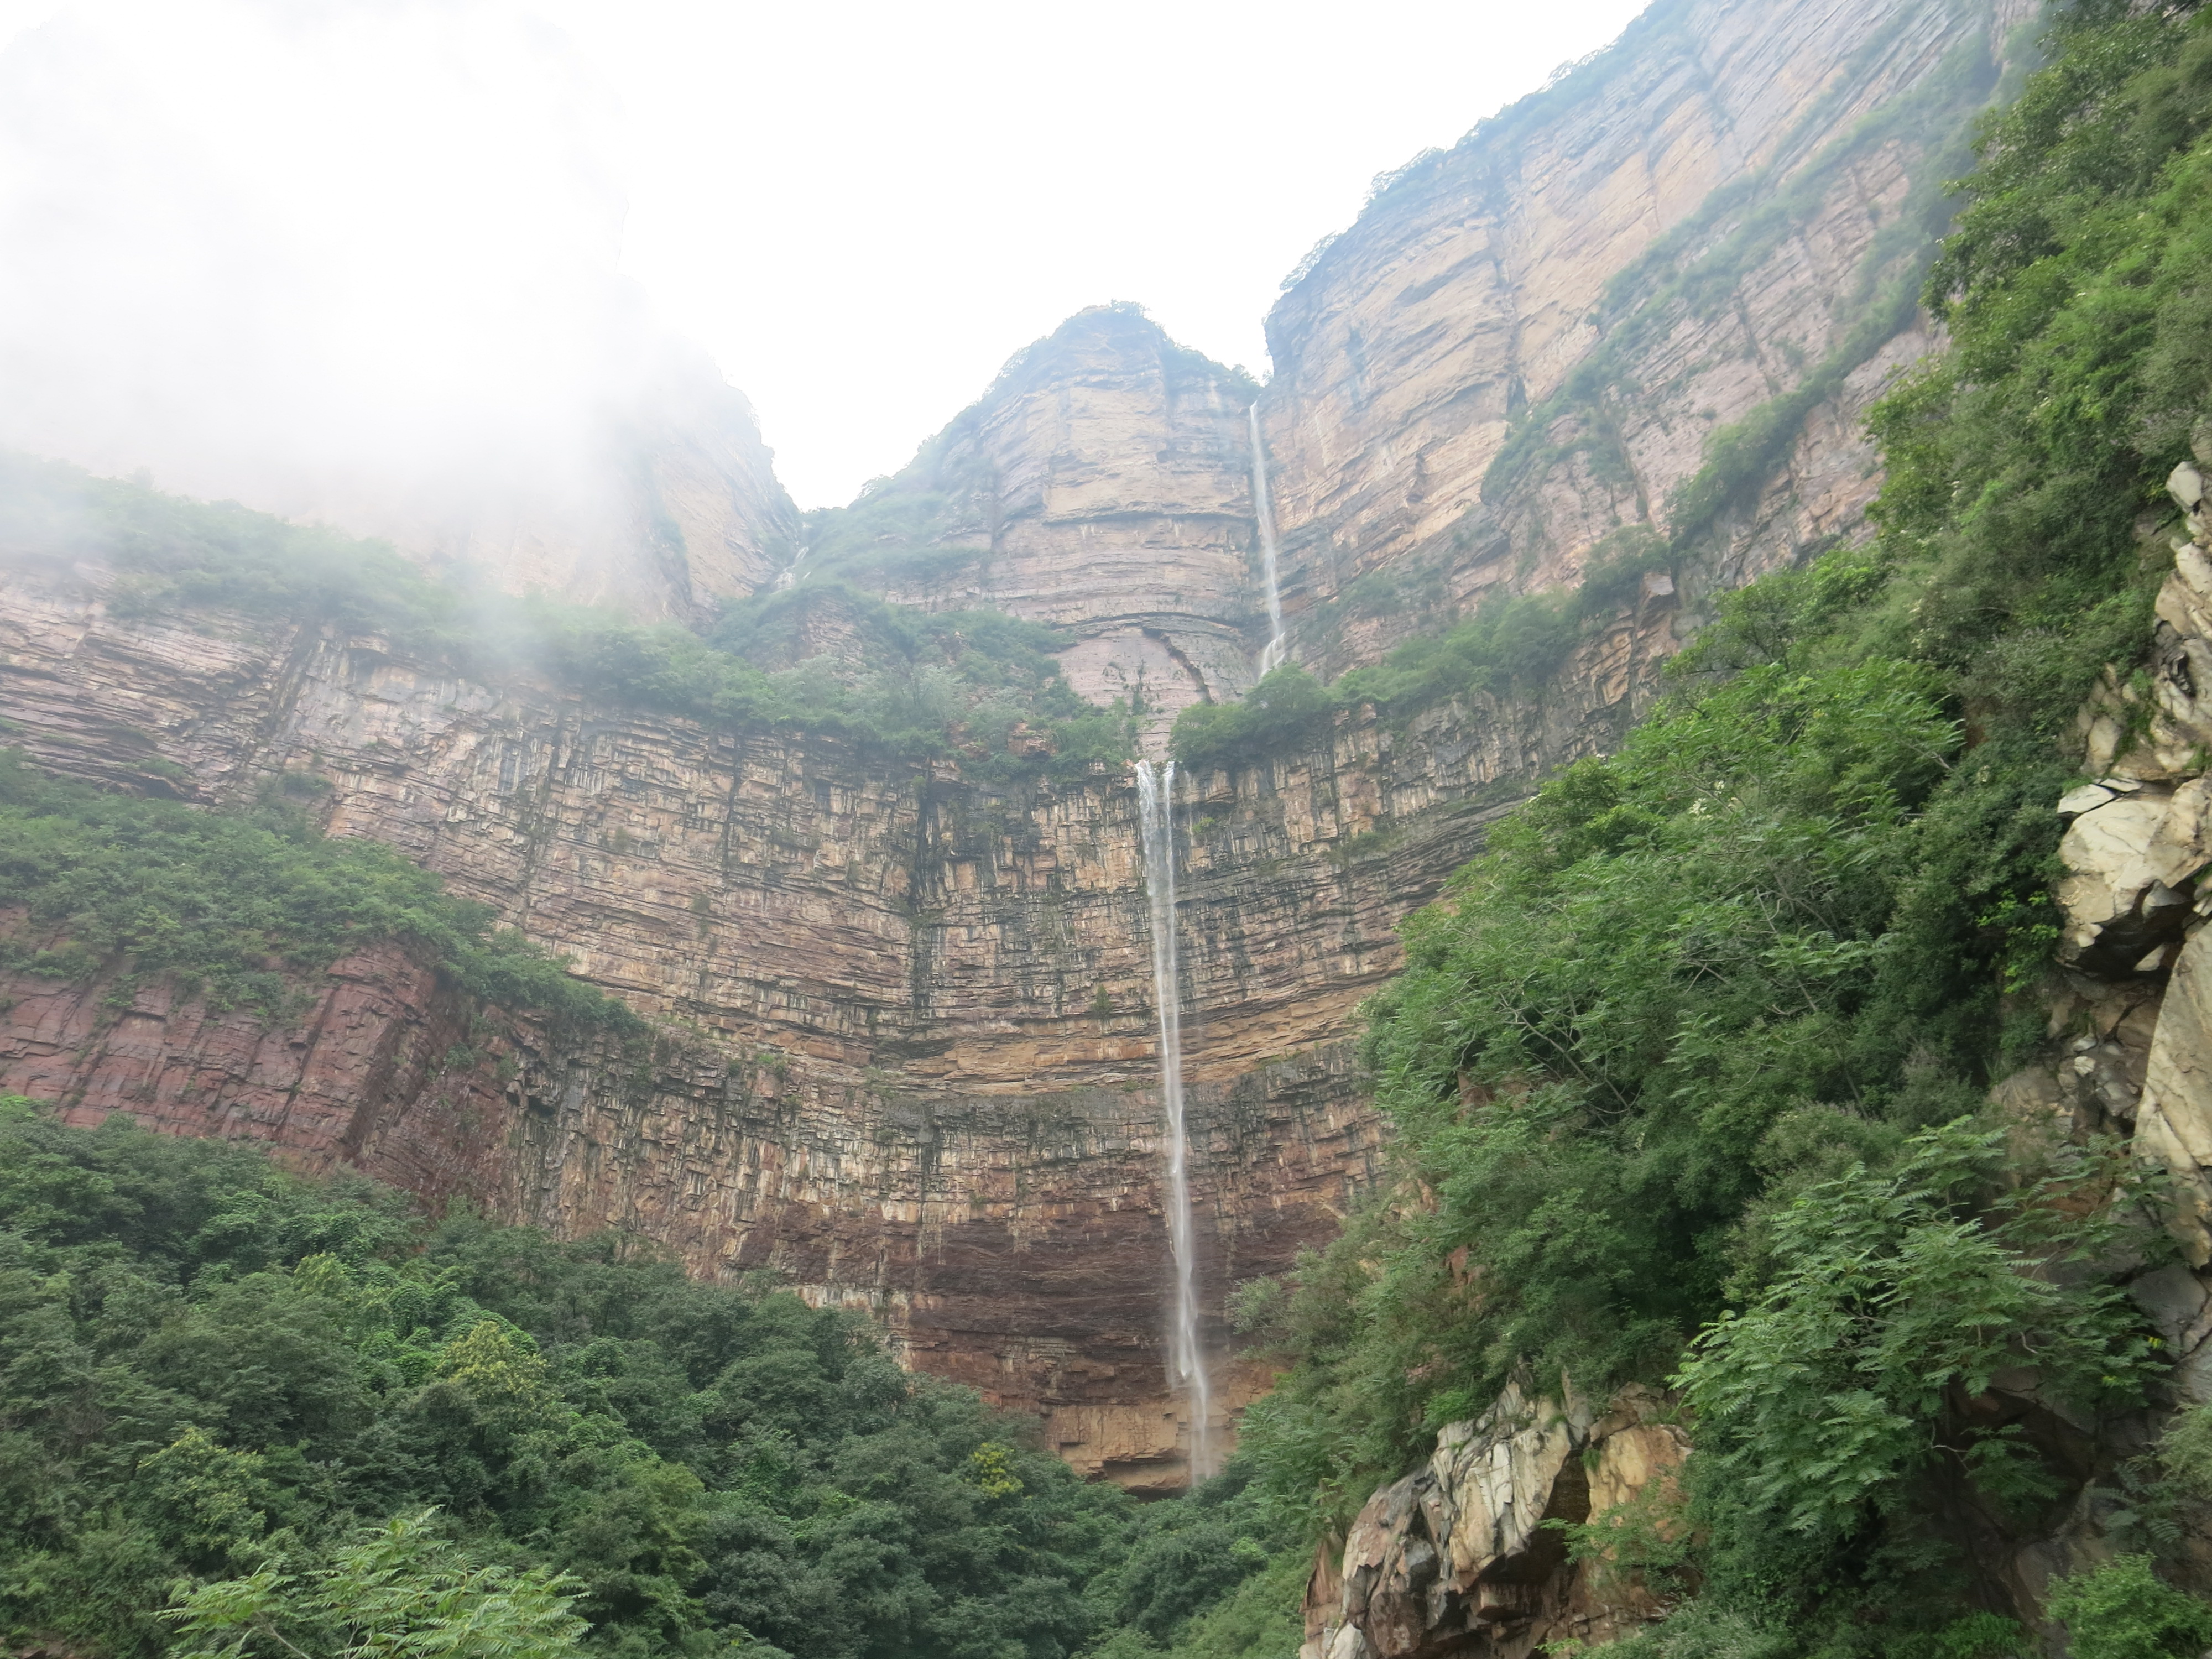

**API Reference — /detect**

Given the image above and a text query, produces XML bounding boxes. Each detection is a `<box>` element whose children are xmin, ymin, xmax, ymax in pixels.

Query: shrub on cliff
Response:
<box><xmin>0</xmin><ymin>752</ymin><xmax>634</xmax><ymax>1032</ymax></box>
<box><xmin>1166</xmin><ymin>529</ymin><xmax>1668</xmax><ymax>772</ymax></box>
<box><xmin>1168</xmin><ymin>664</ymin><xmax>1336</xmax><ymax>771</ymax></box>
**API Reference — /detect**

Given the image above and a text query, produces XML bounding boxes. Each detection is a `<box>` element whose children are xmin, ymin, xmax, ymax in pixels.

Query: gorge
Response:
<box><xmin>0</xmin><ymin>0</ymin><xmax>2036</xmax><ymax>1490</ymax></box>
<box><xmin>11</xmin><ymin>0</ymin><xmax>2212</xmax><ymax>1651</ymax></box>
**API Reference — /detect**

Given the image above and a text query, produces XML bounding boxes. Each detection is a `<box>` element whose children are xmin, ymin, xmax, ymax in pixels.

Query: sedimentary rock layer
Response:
<box><xmin>821</xmin><ymin>305</ymin><xmax>1266</xmax><ymax>728</ymax></box>
<box><xmin>1259</xmin><ymin>0</ymin><xmax>2039</xmax><ymax>675</ymax></box>
<box><xmin>0</xmin><ymin>554</ymin><xmax>1670</xmax><ymax>1484</ymax></box>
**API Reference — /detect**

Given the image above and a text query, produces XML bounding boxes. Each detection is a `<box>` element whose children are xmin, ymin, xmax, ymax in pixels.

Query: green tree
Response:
<box><xmin>166</xmin><ymin>1510</ymin><xmax>587</xmax><ymax>1659</ymax></box>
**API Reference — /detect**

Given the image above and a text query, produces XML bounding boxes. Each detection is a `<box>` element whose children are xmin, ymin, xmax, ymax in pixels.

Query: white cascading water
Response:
<box><xmin>1248</xmin><ymin>402</ymin><xmax>1287</xmax><ymax>674</ymax></box>
<box><xmin>1135</xmin><ymin>759</ymin><xmax>1213</xmax><ymax>1480</ymax></box>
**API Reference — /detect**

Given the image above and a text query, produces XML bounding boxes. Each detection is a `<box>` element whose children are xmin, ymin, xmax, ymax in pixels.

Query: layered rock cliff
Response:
<box><xmin>800</xmin><ymin>305</ymin><xmax>1265</xmax><ymax>727</ymax></box>
<box><xmin>0</xmin><ymin>0</ymin><xmax>2048</xmax><ymax>1491</ymax></box>
<box><xmin>1260</xmin><ymin>0</ymin><xmax>2038</xmax><ymax>675</ymax></box>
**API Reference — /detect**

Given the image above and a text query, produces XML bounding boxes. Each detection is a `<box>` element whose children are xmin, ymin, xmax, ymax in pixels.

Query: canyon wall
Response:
<box><xmin>0</xmin><ymin>0</ymin><xmax>2045</xmax><ymax>1487</ymax></box>
<box><xmin>821</xmin><ymin>0</ymin><xmax>2034</xmax><ymax>711</ymax></box>
<box><xmin>1262</xmin><ymin>0</ymin><xmax>2038</xmax><ymax>675</ymax></box>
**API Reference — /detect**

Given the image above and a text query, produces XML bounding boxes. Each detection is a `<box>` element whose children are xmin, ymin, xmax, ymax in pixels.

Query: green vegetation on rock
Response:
<box><xmin>0</xmin><ymin>752</ymin><xmax>633</xmax><ymax>1032</ymax></box>
<box><xmin>1207</xmin><ymin>0</ymin><xmax>2212</xmax><ymax>1646</ymax></box>
<box><xmin>0</xmin><ymin>453</ymin><xmax>1130</xmax><ymax>780</ymax></box>
<box><xmin>1169</xmin><ymin>526</ymin><xmax>1670</xmax><ymax>770</ymax></box>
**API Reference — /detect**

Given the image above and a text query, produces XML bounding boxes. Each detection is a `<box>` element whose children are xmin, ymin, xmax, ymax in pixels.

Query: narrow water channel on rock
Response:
<box><xmin>1248</xmin><ymin>402</ymin><xmax>1286</xmax><ymax>675</ymax></box>
<box><xmin>1135</xmin><ymin>758</ymin><xmax>1212</xmax><ymax>1479</ymax></box>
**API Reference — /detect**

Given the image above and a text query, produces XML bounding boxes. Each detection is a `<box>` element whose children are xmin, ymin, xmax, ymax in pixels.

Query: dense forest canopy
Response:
<box><xmin>0</xmin><ymin>1104</ymin><xmax>1307</xmax><ymax>1659</ymax></box>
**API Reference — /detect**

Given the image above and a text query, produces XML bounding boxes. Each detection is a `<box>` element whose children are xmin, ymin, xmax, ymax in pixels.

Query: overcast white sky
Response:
<box><xmin>0</xmin><ymin>0</ymin><xmax>1651</xmax><ymax>510</ymax></box>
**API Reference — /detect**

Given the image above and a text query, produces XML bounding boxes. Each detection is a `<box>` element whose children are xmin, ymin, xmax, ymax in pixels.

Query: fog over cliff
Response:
<box><xmin>0</xmin><ymin>1</ymin><xmax>678</xmax><ymax>550</ymax></box>
<box><xmin>0</xmin><ymin>0</ymin><xmax>1653</xmax><ymax>514</ymax></box>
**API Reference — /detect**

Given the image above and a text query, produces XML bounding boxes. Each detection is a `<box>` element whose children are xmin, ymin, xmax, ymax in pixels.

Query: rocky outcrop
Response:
<box><xmin>812</xmin><ymin>306</ymin><xmax>1265</xmax><ymax>731</ymax></box>
<box><xmin>1258</xmin><ymin>0</ymin><xmax>2038</xmax><ymax>678</ymax></box>
<box><xmin>1302</xmin><ymin>1384</ymin><xmax>1689</xmax><ymax>1659</ymax></box>
<box><xmin>2049</xmin><ymin>457</ymin><xmax>2212</xmax><ymax>1280</ymax></box>
<box><xmin>1973</xmin><ymin>453</ymin><xmax>2212</xmax><ymax>1601</ymax></box>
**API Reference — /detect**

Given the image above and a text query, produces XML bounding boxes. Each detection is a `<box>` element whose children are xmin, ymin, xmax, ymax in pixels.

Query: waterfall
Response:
<box><xmin>1135</xmin><ymin>759</ymin><xmax>1213</xmax><ymax>1480</ymax></box>
<box><xmin>1248</xmin><ymin>403</ymin><xmax>1287</xmax><ymax>675</ymax></box>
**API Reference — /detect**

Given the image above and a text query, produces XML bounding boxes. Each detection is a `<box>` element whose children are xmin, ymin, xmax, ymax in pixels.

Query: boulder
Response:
<box><xmin>2135</xmin><ymin>924</ymin><xmax>2212</xmax><ymax>1266</ymax></box>
<box><xmin>2054</xmin><ymin>779</ymin><xmax>2212</xmax><ymax>971</ymax></box>
<box><xmin>1302</xmin><ymin>1384</ymin><xmax>1682</xmax><ymax>1659</ymax></box>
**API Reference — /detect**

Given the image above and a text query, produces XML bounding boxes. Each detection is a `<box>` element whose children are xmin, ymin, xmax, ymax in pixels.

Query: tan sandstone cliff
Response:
<box><xmin>1260</xmin><ymin>0</ymin><xmax>2038</xmax><ymax>676</ymax></box>
<box><xmin>812</xmin><ymin>0</ymin><xmax>2034</xmax><ymax>714</ymax></box>
<box><xmin>797</xmin><ymin>305</ymin><xmax>1265</xmax><ymax>732</ymax></box>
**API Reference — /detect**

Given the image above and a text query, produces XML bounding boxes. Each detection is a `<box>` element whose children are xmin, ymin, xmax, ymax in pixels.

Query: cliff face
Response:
<box><xmin>1300</xmin><ymin>1384</ymin><xmax>1691</xmax><ymax>1659</ymax></box>
<box><xmin>818</xmin><ymin>306</ymin><xmax>1264</xmax><ymax>729</ymax></box>
<box><xmin>1260</xmin><ymin>0</ymin><xmax>2037</xmax><ymax>675</ymax></box>
<box><xmin>0</xmin><ymin>540</ymin><xmax>1682</xmax><ymax>1486</ymax></box>
<box><xmin>0</xmin><ymin>0</ymin><xmax>2044</xmax><ymax>1490</ymax></box>
<box><xmin>827</xmin><ymin>0</ymin><xmax>2032</xmax><ymax>706</ymax></box>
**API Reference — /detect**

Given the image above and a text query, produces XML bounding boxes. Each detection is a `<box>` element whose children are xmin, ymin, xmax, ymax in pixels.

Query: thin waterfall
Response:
<box><xmin>1135</xmin><ymin>759</ymin><xmax>1213</xmax><ymax>1480</ymax></box>
<box><xmin>1248</xmin><ymin>402</ymin><xmax>1287</xmax><ymax>674</ymax></box>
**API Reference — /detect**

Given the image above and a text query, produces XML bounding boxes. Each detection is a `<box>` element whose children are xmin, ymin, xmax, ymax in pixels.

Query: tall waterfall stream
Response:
<box><xmin>1248</xmin><ymin>403</ymin><xmax>1287</xmax><ymax>675</ymax></box>
<box><xmin>1135</xmin><ymin>759</ymin><xmax>1213</xmax><ymax>1480</ymax></box>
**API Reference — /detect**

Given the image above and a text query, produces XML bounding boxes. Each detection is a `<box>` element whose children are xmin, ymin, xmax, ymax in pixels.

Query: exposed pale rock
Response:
<box><xmin>1259</xmin><ymin>0</ymin><xmax>2040</xmax><ymax>679</ymax></box>
<box><xmin>2136</xmin><ymin>926</ymin><xmax>2212</xmax><ymax>1266</ymax></box>
<box><xmin>1302</xmin><ymin>1384</ymin><xmax>1682</xmax><ymax>1659</ymax></box>
<box><xmin>2054</xmin><ymin>780</ymin><xmax>2212</xmax><ymax>969</ymax></box>
<box><xmin>1428</xmin><ymin>1384</ymin><xmax>1591</xmax><ymax>1589</ymax></box>
<box><xmin>2057</xmin><ymin>784</ymin><xmax>2117</xmax><ymax>819</ymax></box>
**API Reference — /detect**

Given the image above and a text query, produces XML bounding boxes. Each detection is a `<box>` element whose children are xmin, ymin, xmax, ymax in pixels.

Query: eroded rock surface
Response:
<box><xmin>1302</xmin><ymin>1385</ymin><xmax>1688</xmax><ymax>1659</ymax></box>
<box><xmin>1260</xmin><ymin>0</ymin><xmax>2038</xmax><ymax>677</ymax></box>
